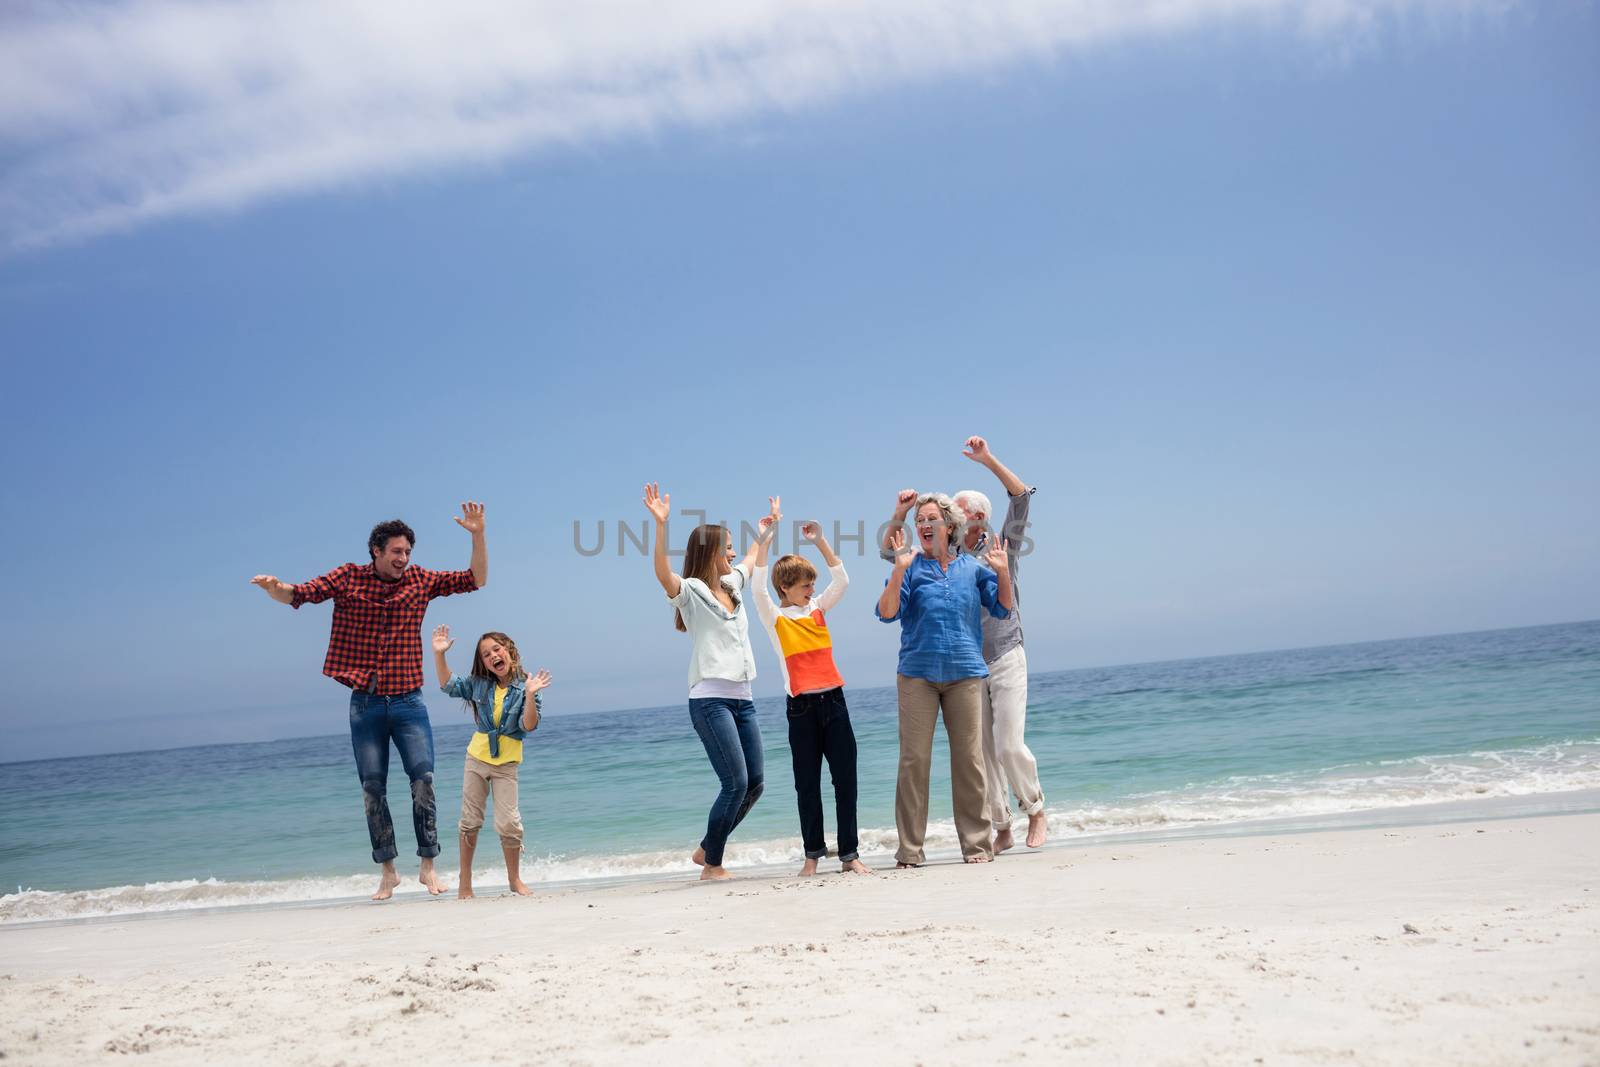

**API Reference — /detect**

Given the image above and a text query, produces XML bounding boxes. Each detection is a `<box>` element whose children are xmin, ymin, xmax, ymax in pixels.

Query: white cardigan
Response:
<box><xmin>669</xmin><ymin>563</ymin><xmax>758</xmax><ymax>691</ymax></box>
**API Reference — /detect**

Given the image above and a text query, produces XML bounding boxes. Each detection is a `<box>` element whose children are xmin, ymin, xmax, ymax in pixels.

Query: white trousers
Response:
<box><xmin>981</xmin><ymin>645</ymin><xmax>1045</xmax><ymax>827</ymax></box>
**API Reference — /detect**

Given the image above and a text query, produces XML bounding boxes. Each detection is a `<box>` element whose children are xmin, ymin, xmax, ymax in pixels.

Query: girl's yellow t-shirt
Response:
<box><xmin>466</xmin><ymin>686</ymin><xmax>522</xmax><ymax>765</ymax></box>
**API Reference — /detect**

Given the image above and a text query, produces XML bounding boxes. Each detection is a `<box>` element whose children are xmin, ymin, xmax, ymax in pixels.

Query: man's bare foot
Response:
<box><xmin>458</xmin><ymin>885</ymin><xmax>475</xmax><ymax>900</ymax></box>
<box><xmin>895</xmin><ymin>861</ymin><xmax>921</xmax><ymax>869</ymax></box>
<box><xmin>509</xmin><ymin>878</ymin><xmax>533</xmax><ymax>896</ymax></box>
<box><xmin>418</xmin><ymin>861</ymin><xmax>449</xmax><ymax>896</ymax></box>
<box><xmin>841</xmin><ymin>859</ymin><xmax>874</xmax><ymax>876</ymax></box>
<box><xmin>798</xmin><ymin>858</ymin><xmax>819</xmax><ymax>877</ymax></box>
<box><xmin>1026</xmin><ymin>812</ymin><xmax>1048</xmax><ymax>848</ymax></box>
<box><xmin>964</xmin><ymin>853</ymin><xmax>992</xmax><ymax>864</ymax></box>
<box><xmin>993</xmin><ymin>827</ymin><xmax>1016</xmax><ymax>854</ymax></box>
<box><xmin>371</xmin><ymin>866</ymin><xmax>402</xmax><ymax>901</ymax></box>
<box><xmin>691</xmin><ymin>846</ymin><xmax>706</xmax><ymax>867</ymax></box>
<box><xmin>700</xmin><ymin>865</ymin><xmax>732</xmax><ymax>881</ymax></box>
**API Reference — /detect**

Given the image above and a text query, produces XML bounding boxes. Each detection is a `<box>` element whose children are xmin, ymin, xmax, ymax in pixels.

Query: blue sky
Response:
<box><xmin>1</xmin><ymin>2</ymin><xmax>1596</xmax><ymax>761</ymax></box>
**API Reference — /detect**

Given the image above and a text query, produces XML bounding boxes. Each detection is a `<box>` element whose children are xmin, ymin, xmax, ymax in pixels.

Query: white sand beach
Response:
<box><xmin>3</xmin><ymin>810</ymin><xmax>1597</xmax><ymax>1066</ymax></box>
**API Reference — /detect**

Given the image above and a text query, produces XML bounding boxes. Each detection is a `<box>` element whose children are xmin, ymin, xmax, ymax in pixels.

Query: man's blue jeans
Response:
<box><xmin>349</xmin><ymin>688</ymin><xmax>440</xmax><ymax>864</ymax></box>
<box><xmin>688</xmin><ymin>697</ymin><xmax>765</xmax><ymax>868</ymax></box>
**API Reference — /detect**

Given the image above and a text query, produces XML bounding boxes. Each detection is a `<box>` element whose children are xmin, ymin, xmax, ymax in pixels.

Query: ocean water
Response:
<box><xmin>2</xmin><ymin>620</ymin><xmax>1596</xmax><ymax>924</ymax></box>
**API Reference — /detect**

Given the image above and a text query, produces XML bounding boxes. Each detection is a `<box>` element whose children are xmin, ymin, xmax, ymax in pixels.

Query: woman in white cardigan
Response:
<box><xmin>644</xmin><ymin>484</ymin><xmax>772</xmax><ymax>881</ymax></box>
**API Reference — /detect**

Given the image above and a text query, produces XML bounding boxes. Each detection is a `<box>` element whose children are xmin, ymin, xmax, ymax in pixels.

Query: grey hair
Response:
<box><xmin>952</xmin><ymin>489</ymin><xmax>993</xmax><ymax>527</ymax></box>
<box><xmin>914</xmin><ymin>492</ymin><xmax>966</xmax><ymax>538</ymax></box>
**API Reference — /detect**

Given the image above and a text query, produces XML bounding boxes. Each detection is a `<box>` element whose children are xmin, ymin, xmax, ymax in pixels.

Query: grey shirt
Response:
<box><xmin>978</xmin><ymin>488</ymin><xmax>1032</xmax><ymax>663</ymax></box>
<box><xmin>881</xmin><ymin>487</ymin><xmax>1034</xmax><ymax>664</ymax></box>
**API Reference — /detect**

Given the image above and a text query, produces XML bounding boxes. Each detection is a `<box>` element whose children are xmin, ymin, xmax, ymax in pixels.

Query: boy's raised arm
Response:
<box><xmin>753</xmin><ymin>497</ymin><xmax>782</xmax><ymax>568</ymax></box>
<box><xmin>751</xmin><ymin>511</ymin><xmax>782</xmax><ymax>627</ymax></box>
<box><xmin>805</xmin><ymin>522</ymin><xmax>850</xmax><ymax>612</ymax></box>
<box><xmin>803</xmin><ymin>522</ymin><xmax>842</xmax><ymax>568</ymax></box>
<box><xmin>643</xmin><ymin>483</ymin><xmax>681</xmax><ymax>598</ymax></box>
<box><xmin>740</xmin><ymin>496</ymin><xmax>781</xmax><ymax>575</ymax></box>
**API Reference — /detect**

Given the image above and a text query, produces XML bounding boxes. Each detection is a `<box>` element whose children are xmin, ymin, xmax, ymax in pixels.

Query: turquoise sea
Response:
<box><xmin>2</xmin><ymin>620</ymin><xmax>1596</xmax><ymax>923</ymax></box>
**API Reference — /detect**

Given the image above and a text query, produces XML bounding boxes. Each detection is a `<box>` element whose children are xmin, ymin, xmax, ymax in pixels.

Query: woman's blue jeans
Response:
<box><xmin>688</xmin><ymin>697</ymin><xmax>765</xmax><ymax>868</ymax></box>
<box><xmin>349</xmin><ymin>688</ymin><xmax>440</xmax><ymax>863</ymax></box>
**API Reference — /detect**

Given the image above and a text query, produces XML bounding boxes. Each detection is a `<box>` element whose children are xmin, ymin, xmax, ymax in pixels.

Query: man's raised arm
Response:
<box><xmin>250</xmin><ymin>575</ymin><xmax>296</xmax><ymax>605</ymax></box>
<box><xmin>963</xmin><ymin>436</ymin><xmax>1027</xmax><ymax>498</ymax></box>
<box><xmin>454</xmin><ymin>501</ymin><xmax>488</xmax><ymax>589</ymax></box>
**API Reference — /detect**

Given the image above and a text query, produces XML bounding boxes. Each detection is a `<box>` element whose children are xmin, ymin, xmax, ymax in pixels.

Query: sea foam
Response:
<box><xmin>4</xmin><ymin>738</ymin><xmax>1595</xmax><ymax>926</ymax></box>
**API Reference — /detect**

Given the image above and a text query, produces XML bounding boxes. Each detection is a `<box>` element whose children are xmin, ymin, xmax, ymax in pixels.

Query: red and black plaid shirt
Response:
<box><xmin>292</xmin><ymin>563</ymin><xmax>479</xmax><ymax>695</ymax></box>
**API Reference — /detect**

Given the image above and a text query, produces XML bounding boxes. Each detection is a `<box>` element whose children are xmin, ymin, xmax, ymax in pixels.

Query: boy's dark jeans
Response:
<box><xmin>786</xmin><ymin>687</ymin><xmax>860</xmax><ymax>863</ymax></box>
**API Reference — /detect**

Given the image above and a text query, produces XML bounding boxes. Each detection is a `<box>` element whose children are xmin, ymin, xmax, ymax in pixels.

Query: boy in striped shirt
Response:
<box><xmin>753</xmin><ymin>508</ymin><xmax>872</xmax><ymax>876</ymax></box>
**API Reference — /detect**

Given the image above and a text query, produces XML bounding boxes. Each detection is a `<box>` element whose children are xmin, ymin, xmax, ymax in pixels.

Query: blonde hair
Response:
<box><xmin>463</xmin><ymin>632</ymin><xmax>526</xmax><ymax>717</ymax></box>
<box><xmin>771</xmin><ymin>554</ymin><xmax>817</xmax><ymax>596</ymax></box>
<box><xmin>915</xmin><ymin>492</ymin><xmax>966</xmax><ymax>540</ymax></box>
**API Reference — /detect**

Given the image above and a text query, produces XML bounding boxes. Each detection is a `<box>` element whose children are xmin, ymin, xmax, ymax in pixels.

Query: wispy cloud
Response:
<box><xmin>0</xmin><ymin>0</ymin><xmax>1504</xmax><ymax>250</ymax></box>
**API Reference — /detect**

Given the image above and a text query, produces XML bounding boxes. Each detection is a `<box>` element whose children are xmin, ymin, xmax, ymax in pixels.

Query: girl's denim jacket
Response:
<box><xmin>440</xmin><ymin>674</ymin><xmax>542</xmax><ymax>759</ymax></box>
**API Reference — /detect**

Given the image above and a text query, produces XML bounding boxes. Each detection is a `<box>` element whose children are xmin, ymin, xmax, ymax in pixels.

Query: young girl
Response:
<box><xmin>431</xmin><ymin>624</ymin><xmax>552</xmax><ymax>899</ymax></box>
<box><xmin>643</xmin><ymin>482</ymin><xmax>768</xmax><ymax>881</ymax></box>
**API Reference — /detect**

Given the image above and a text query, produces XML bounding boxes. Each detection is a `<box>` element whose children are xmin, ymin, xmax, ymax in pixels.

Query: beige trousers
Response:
<box><xmin>894</xmin><ymin>674</ymin><xmax>992</xmax><ymax>864</ymax></box>
<box><xmin>459</xmin><ymin>755</ymin><xmax>524</xmax><ymax>850</ymax></box>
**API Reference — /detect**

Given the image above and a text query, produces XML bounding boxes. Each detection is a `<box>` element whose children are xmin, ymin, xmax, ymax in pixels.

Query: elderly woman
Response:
<box><xmin>876</xmin><ymin>492</ymin><xmax>1013</xmax><ymax>866</ymax></box>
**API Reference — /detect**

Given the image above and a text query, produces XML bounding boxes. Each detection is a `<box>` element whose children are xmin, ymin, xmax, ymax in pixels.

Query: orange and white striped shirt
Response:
<box><xmin>751</xmin><ymin>562</ymin><xmax>849</xmax><ymax>697</ymax></box>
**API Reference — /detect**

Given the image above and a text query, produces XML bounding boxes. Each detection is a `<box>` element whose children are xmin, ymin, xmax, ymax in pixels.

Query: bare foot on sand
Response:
<box><xmin>798</xmin><ymin>858</ymin><xmax>819</xmax><ymax>877</ymax></box>
<box><xmin>841</xmin><ymin>859</ymin><xmax>875</xmax><ymax>876</ymax></box>
<box><xmin>700</xmin><ymin>865</ymin><xmax>732</xmax><ymax>881</ymax></box>
<box><xmin>964</xmin><ymin>854</ymin><xmax>992</xmax><ymax>864</ymax></box>
<box><xmin>895</xmin><ymin>861</ymin><xmax>921</xmax><ymax>869</ymax></box>
<box><xmin>509</xmin><ymin>878</ymin><xmax>533</xmax><ymax>896</ymax></box>
<box><xmin>692</xmin><ymin>846</ymin><xmax>706</xmax><ymax>867</ymax></box>
<box><xmin>458</xmin><ymin>885</ymin><xmax>475</xmax><ymax>900</ymax></box>
<box><xmin>372</xmin><ymin>865</ymin><xmax>402</xmax><ymax>901</ymax></box>
<box><xmin>1026</xmin><ymin>812</ymin><xmax>1048</xmax><ymax>848</ymax></box>
<box><xmin>419</xmin><ymin>860</ymin><xmax>449</xmax><ymax>896</ymax></box>
<box><xmin>993</xmin><ymin>827</ymin><xmax>1015</xmax><ymax>854</ymax></box>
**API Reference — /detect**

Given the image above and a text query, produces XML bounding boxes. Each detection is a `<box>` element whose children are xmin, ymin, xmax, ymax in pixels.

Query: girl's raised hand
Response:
<box><xmin>768</xmin><ymin>495</ymin><xmax>782</xmax><ymax>522</ymax></box>
<box><xmin>643</xmin><ymin>483</ymin><xmax>671</xmax><ymax>523</ymax></box>
<box><xmin>431</xmin><ymin>624</ymin><xmax>454</xmax><ymax>653</ymax></box>
<box><xmin>526</xmin><ymin>668</ymin><xmax>553</xmax><ymax>694</ymax></box>
<box><xmin>800</xmin><ymin>521</ymin><xmax>822</xmax><ymax>543</ymax></box>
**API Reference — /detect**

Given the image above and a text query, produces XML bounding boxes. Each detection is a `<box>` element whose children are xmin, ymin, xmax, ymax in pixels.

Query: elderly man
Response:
<box><xmin>883</xmin><ymin>437</ymin><xmax>1047</xmax><ymax>851</ymax></box>
<box><xmin>252</xmin><ymin>503</ymin><xmax>487</xmax><ymax>899</ymax></box>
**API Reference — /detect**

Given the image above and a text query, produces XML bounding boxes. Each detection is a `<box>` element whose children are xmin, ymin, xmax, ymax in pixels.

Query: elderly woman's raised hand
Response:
<box><xmin>888</xmin><ymin>527</ymin><xmax>918</xmax><ymax>568</ymax></box>
<box><xmin>985</xmin><ymin>537</ymin><xmax>1011</xmax><ymax>577</ymax></box>
<box><xmin>893</xmin><ymin>488</ymin><xmax>918</xmax><ymax>518</ymax></box>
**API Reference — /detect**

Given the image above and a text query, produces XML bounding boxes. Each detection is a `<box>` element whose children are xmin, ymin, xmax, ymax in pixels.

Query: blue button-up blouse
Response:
<box><xmin>875</xmin><ymin>553</ymin><xmax>1010</xmax><ymax>683</ymax></box>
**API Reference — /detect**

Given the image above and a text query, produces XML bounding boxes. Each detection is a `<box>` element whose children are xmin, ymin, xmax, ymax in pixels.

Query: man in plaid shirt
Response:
<box><xmin>252</xmin><ymin>502</ymin><xmax>487</xmax><ymax>900</ymax></box>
